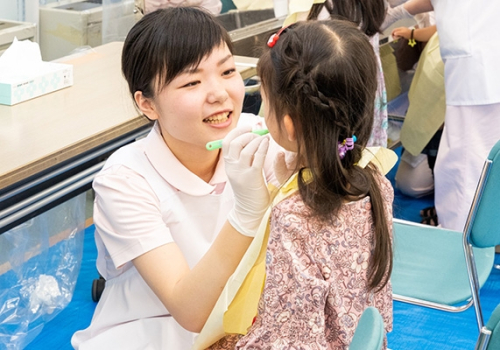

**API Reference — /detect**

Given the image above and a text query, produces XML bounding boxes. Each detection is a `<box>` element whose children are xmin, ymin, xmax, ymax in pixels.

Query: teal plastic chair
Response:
<box><xmin>392</xmin><ymin>139</ymin><xmax>500</xmax><ymax>332</ymax></box>
<box><xmin>221</xmin><ymin>0</ymin><xmax>237</xmax><ymax>13</ymax></box>
<box><xmin>349</xmin><ymin>307</ymin><xmax>385</xmax><ymax>350</ymax></box>
<box><xmin>476</xmin><ymin>302</ymin><xmax>500</xmax><ymax>350</ymax></box>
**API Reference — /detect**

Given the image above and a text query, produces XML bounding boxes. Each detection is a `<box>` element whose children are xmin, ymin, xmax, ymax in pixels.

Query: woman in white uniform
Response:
<box><xmin>71</xmin><ymin>8</ymin><xmax>278</xmax><ymax>349</ymax></box>
<box><xmin>383</xmin><ymin>0</ymin><xmax>500</xmax><ymax>231</ymax></box>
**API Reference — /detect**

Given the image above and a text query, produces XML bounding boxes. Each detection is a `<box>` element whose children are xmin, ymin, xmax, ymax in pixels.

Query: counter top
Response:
<box><xmin>0</xmin><ymin>42</ymin><xmax>258</xmax><ymax>191</ymax></box>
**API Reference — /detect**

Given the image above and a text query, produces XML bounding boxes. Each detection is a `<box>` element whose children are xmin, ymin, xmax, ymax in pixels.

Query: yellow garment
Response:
<box><xmin>223</xmin><ymin>176</ymin><xmax>300</xmax><ymax>334</ymax></box>
<box><xmin>400</xmin><ymin>33</ymin><xmax>445</xmax><ymax>156</ymax></box>
<box><xmin>358</xmin><ymin>147</ymin><xmax>399</xmax><ymax>175</ymax></box>
<box><xmin>231</xmin><ymin>0</ymin><xmax>273</xmax><ymax>10</ymax></box>
<box><xmin>380</xmin><ymin>43</ymin><xmax>402</xmax><ymax>102</ymax></box>
<box><xmin>192</xmin><ymin>147</ymin><xmax>397</xmax><ymax>350</ymax></box>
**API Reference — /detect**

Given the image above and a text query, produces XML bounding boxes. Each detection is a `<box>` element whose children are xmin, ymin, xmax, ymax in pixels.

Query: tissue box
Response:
<box><xmin>0</xmin><ymin>62</ymin><xmax>73</xmax><ymax>106</ymax></box>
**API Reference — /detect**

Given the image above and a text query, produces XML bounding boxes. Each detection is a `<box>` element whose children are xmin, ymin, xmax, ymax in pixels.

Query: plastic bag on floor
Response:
<box><xmin>0</xmin><ymin>192</ymin><xmax>86</xmax><ymax>350</ymax></box>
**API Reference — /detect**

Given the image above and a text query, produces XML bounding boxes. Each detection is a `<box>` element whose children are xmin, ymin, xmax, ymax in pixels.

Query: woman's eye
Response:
<box><xmin>182</xmin><ymin>81</ymin><xmax>199</xmax><ymax>88</ymax></box>
<box><xmin>223</xmin><ymin>68</ymin><xmax>236</xmax><ymax>76</ymax></box>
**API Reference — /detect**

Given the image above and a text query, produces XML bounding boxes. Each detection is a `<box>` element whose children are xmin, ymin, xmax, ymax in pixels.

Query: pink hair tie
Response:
<box><xmin>338</xmin><ymin>136</ymin><xmax>357</xmax><ymax>159</ymax></box>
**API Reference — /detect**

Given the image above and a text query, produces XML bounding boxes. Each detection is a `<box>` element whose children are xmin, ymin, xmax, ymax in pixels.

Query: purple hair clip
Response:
<box><xmin>338</xmin><ymin>135</ymin><xmax>357</xmax><ymax>159</ymax></box>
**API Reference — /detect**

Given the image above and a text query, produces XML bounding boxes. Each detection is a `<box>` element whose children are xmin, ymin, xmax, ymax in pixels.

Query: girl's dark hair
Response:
<box><xmin>307</xmin><ymin>0</ymin><xmax>386</xmax><ymax>37</ymax></box>
<box><xmin>122</xmin><ymin>7</ymin><xmax>233</xmax><ymax>100</ymax></box>
<box><xmin>258</xmin><ymin>19</ymin><xmax>392</xmax><ymax>291</ymax></box>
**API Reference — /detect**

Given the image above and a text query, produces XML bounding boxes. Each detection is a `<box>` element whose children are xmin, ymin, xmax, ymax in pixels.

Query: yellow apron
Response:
<box><xmin>400</xmin><ymin>33</ymin><xmax>446</xmax><ymax>156</ymax></box>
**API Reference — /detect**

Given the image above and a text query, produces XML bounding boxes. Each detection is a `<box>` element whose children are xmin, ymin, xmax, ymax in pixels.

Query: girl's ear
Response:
<box><xmin>283</xmin><ymin>114</ymin><xmax>296</xmax><ymax>142</ymax></box>
<box><xmin>134</xmin><ymin>91</ymin><xmax>159</xmax><ymax>120</ymax></box>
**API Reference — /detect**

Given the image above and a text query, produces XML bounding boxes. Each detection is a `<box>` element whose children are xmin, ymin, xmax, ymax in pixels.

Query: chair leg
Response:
<box><xmin>464</xmin><ymin>241</ymin><xmax>486</xmax><ymax>331</ymax></box>
<box><xmin>475</xmin><ymin>327</ymin><xmax>492</xmax><ymax>350</ymax></box>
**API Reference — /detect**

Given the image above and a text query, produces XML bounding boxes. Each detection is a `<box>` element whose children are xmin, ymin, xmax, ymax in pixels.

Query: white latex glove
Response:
<box><xmin>381</xmin><ymin>4</ymin><xmax>413</xmax><ymax>31</ymax></box>
<box><xmin>223</xmin><ymin>126</ymin><xmax>271</xmax><ymax>237</ymax></box>
<box><xmin>273</xmin><ymin>151</ymin><xmax>298</xmax><ymax>185</ymax></box>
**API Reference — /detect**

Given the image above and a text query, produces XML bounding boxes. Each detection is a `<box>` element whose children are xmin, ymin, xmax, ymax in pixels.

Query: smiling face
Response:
<box><xmin>139</xmin><ymin>43</ymin><xmax>245</xmax><ymax>158</ymax></box>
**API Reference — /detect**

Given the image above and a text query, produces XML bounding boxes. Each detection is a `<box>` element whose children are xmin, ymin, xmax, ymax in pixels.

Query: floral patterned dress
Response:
<box><xmin>208</xmin><ymin>173</ymin><xmax>394</xmax><ymax>350</ymax></box>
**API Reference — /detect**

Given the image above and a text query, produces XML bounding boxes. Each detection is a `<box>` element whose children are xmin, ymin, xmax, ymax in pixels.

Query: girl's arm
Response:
<box><xmin>392</xmin><ymin>24</ymin><xmax>437</xmax><ymax>42</ymax></box>
<box><xmin>381</xmin><ymin>0</ymin><xmax>434</xmax><ymax>31</ymax></box>
<box><xmin>404</xmin><ymin>0</ymin><xmax>433</xmax><ymax>16</ymax></box>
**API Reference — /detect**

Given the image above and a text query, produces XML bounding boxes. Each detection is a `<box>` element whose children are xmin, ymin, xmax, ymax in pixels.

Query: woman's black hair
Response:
<box><xmin>122</xmin><ymin>7</ymin><xmax>233</xmax><ymax>101</ymax></box>
<box><xmin>258</xmin><ymin>19</ymin><xmax>392</xmax><ymax>292</ymax></box>
<box><xmin>307</xmin><ymin>0</ymin><xmax>386</xmax><ymax>37</ymax></box>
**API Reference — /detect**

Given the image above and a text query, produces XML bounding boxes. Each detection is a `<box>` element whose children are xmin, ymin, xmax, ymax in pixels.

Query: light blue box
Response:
<box><xmin>0</xmin><ymin>62</ymin><xmax>73</xmax><ymax>106</ymax></box>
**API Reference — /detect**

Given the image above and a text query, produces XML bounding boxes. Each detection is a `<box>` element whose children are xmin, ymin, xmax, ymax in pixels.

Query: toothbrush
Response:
<box><xmin>205</xmin><ymin>129</ymin><xmax>269</xmax><ymax>151</ymax></box>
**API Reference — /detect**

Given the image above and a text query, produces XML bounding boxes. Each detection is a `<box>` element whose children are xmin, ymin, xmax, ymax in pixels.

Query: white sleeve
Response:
<box><xmin>93</xmin><ymin>164</ymin><xmax>174</xmax><ymax>269</ymax></box>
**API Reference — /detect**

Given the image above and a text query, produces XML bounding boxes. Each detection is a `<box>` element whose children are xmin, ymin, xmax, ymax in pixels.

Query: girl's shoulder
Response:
<box><xmin>374</xmin><ymin>170</ymin><xmax>395</xmax><ymax>201</ymax></box>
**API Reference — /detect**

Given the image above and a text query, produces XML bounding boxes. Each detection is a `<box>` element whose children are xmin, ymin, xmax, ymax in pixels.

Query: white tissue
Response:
<box><xmin>0</xmin><ymin>38</ymin><xmax>45</xmax><ymax>80</ymax></box>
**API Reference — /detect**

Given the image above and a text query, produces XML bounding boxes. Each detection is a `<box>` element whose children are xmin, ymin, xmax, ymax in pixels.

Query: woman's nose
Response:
<box><xmin>207</xmin><ymin>81</ymin><xmax>229</xmax><ymax>104</ymax></box>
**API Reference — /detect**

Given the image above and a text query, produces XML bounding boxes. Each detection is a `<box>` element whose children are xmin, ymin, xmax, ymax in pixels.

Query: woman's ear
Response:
<box><xmin>134</xmin><ymin>91</ymin><xmax>159</xmax><ymax>120</ymax></box>
<box><xmin>283</xmin><ymin>114</ymin><xmax>296</xmax><ymax>142</ymax></box>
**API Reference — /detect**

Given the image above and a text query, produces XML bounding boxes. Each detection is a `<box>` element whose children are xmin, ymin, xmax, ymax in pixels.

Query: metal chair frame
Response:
<box><xmin>463</xmin><ymin>160</ymin><xmax>493</xmax><ymax>330</ymax></box>
<box><xmin>392</xmin><ymin>141</ymin><xmax>500</xmax><ymax>332</ymax></box>
<box><xmin>475</xmin><ymin>326</ymin><xmax>492</xmax><ymax>350</ymax></box>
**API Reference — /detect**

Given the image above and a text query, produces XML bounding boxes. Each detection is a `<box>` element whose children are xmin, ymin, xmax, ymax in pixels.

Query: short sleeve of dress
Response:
<box><xmin>93</xmin><ymin>164</ymin><xmax>174</xmax><ymax>269</ymax></box>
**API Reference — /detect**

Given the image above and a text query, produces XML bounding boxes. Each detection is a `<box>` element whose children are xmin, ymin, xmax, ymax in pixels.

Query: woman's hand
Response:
<box><xmin>223</xmin><ymin>126</ymin><xmax>270</xmax><ymax>237</ymax></box>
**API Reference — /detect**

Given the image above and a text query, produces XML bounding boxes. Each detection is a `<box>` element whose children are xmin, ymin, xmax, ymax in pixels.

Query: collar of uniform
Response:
<box><xmin>143</xmin><ymin>122</ymin><xmax>227</xmax><ymax>196</ymax></box>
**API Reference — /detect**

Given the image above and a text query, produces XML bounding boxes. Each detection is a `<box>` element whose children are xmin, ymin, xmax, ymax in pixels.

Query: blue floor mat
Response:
<box><xmin>24</xmin><ymin>225</ymin><xmax>98</xmax><ymax>350</ymax></box>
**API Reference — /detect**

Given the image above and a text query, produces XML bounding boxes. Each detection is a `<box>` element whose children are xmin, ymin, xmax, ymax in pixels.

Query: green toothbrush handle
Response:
<box><xmin>205</xmin><ymin>129</ymin><xmax>269</xmax><ymax>151</ymax></box>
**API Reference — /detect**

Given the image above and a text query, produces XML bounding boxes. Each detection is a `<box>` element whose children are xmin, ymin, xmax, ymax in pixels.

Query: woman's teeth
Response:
<box><xmin>203</xmin><ymin>112</ymin><xmax>230</xmax><ymax>124</ymax></box>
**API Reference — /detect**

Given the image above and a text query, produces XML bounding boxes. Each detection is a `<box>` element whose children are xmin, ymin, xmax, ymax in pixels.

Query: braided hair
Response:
<box><xmin>257</xmin><ymin>19</ymin><xmax>392</xmax><ymax>292</ymax></box>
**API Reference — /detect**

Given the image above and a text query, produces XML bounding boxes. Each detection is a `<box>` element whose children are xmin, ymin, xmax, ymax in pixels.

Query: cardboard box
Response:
<box><xmin>0</xmin><ymin>62</ymin><xmax>73</xmax><ymax>106</ymax></box>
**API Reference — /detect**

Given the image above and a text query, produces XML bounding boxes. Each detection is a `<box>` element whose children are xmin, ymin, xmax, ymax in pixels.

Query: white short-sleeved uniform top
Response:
<box><xmin>71</xmin><ymin>114</ymin><xmax>277</xmax><ymax>349</ymax></box>
<box><xmin>431</xmin><ymin>0</ymin><xmax>500</xmax><ymax>105</ymax></box>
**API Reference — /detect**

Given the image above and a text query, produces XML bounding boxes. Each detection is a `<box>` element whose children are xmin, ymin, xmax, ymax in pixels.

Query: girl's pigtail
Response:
<box><xmin>365</xmin><ymin>165</ymin><xmax>393</xmax><ymax>292</ymax></box>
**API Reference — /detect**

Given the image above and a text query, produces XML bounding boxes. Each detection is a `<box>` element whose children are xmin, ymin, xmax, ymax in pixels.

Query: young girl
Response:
<box><xmin>71</xmin><ymin>7</ymin><xmax>279</xmax><ymax>349</ymax></box>
<box><xmin>308</xmin><ymin>0</ymin><xmax>389</xmax><ymax>148</ymax></box>
<box><xmin>206</xmin><ymin>19</ymin><xmax>394</xmax><ymax>349</ymax></box>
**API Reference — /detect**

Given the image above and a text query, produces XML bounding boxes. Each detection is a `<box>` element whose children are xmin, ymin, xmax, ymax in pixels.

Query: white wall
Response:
<box><xmin>0</xmin><ymin>0</ymin><xmax>24</xmax><ymax>21</ymax></box>
<box><xmin>0</xmin><ymin>0</ymin><xmax>40</xmax><ymax>40</ymax></box>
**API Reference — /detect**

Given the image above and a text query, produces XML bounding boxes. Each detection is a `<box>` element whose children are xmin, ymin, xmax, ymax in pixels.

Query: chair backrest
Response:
<box><xmin>349</xmin><ymin>307</ymin><xmax>385</xmax><ymax>350</ymax></box>
<box><xmin>476</xmin><ymin>302</ymin><xmax>500</xmax><ymax>350</ymax></box>
<box><xmin>486</xmin><ymin>302</ymin><xmax>500</xmax><ymax>350</ymax></box>
<box><xmin>467</xmin><ymin>140</ymin><xmax>500</xmax><ymax>248</ymax></box>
